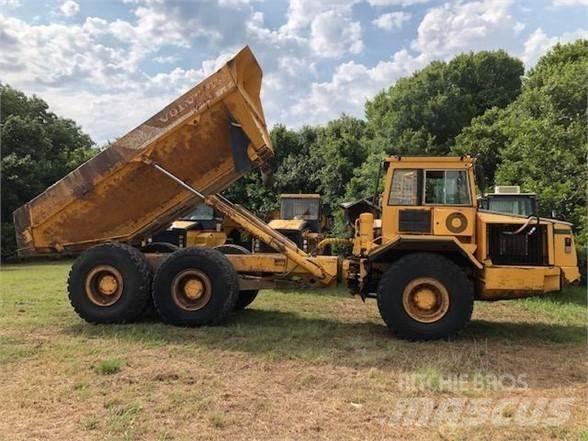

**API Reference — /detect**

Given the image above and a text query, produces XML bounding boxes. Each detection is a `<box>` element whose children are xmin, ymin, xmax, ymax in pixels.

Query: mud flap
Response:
<box><xmin>229</xmin><ymin>119</ymin><xmax>252</xmax><ymax>173</ymax></box>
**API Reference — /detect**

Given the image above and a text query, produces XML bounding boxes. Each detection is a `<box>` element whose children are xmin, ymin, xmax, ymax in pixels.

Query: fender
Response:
<box><xmin>367</xmin><ymin>234</ymin><xmax>483</xmax><ymax>269</ymax></box>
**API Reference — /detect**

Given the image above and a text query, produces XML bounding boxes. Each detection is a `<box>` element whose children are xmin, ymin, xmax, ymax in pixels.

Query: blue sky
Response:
<box><xmin>1</xmin><ymin>0</ymin><xmax>586</xmax><ymax>145</ymax></box>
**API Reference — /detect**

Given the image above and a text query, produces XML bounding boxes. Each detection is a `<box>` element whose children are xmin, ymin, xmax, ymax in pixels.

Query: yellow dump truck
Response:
<box><xmin>14</xmin><ymin>47</ymin><xmax>580</xmax><ymax>340</ymax></box>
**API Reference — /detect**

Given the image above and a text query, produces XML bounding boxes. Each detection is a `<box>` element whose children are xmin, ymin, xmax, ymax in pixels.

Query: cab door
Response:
<box><xmin>382</xmin><ymin>166</ymin><xmax>476</xmax><ymax>243</ymax></box>
<box><xmin>382</xmin><ymin>168</ymin><xmax>432</xmax><ymax>240</ymax></box>
<box><xmin>423</xmin><ymin>169</ymin><xmax>476</xmax><ymax>238</ymax></box>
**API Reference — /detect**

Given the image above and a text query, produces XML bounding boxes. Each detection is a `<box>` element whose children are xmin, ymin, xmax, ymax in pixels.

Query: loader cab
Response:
<box><xmin>381</xmin><ymin>157</ymin><xmax>477</xmax><ymax>247</ymax></box>
<box><xmin>279</xmin><ymin>194</ymin><xmax>322</xmax><ymax>233</ymax></box>
<box><xmin>260</xmin><ymin>194</ymin><xmax>325</xmax><ymax>254</ymax></box>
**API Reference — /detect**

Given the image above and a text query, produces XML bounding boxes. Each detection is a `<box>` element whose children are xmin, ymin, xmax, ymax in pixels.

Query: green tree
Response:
<box><xmin>225</xmin><ymin>116</ymin><xmax>368</xmax><ymax>225</ymax></box>
<box><xmin>1</xmin><ymin>84</ymin><xmax>95</xmax><ymax>258</ymax></box>
<box><xmin>224</xmin><ymin>124</ymin><xmax>324</xmax><ymax>216</ymax></box>
<box><xmin>315</xmin><ymin>115</ymin><xmax>368</xmax><ymax>212</ymax></box>
<box><xmin>347</xmin><ymin>50</ymin><xmax>524</xmax><ymax>205</ymax></box>
<box><xmin>366</xmin><ymin>50</ymin><xmax>524</xmax><ymax>155</ymax></box>
<box><xmin>454</xmin><ymin>40</ymin><xmax>587</xmax><ymax>244</ymax></box>
<box><xmin>496</xmin><ymin>41</ymin><xmax>588</xmax><ymax>241</ymax></box>
<box><xmin>452</xmin><ymin>106</ymin><xmax>510</xmax><ymax>188</ymax></box>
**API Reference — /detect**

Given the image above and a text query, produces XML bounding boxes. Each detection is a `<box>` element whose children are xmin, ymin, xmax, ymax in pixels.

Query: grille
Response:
<box><xmin>488</xmin><ymin>224</ymin><xmax>547</xmax><ymax>265</ymax></box>
<box><xmin>399</xmin><ymin>210</ymin><xmax>431</xmax><ymax>233</ymax></box>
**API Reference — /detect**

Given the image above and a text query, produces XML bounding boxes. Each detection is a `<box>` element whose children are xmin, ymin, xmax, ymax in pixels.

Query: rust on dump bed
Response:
<box><xmin>13</xmin><ymin>46</ymin><xmax>274</xmax><ymax>256</ymax></box>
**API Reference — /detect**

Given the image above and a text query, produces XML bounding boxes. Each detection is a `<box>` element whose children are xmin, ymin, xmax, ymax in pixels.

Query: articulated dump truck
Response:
<box><xmin>14</xmin><ymin>47</ymin><xmax>580</xmax><ymax>340</ymax></box>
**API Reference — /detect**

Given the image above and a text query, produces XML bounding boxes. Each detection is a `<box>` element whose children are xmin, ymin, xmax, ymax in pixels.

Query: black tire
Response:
<box><xmin>67</xmin><ymin>243</ymin><xmax>152</xmax><ymax>324</ymax></box>
<box><xmin>376</xmin><ymin>252</ymin><xmax>473</xmax><ymax>341</ymax></box>
<box><xmin>215</xmin><ymin>244</ymin><xmax>259</xmax><ymax>310</ymax></box>
<box><xmin>142</xmin><ymin>242</ymin><xmax>179</xmax><ymax>253</ymax></box>
<box><xmin>138</xmin><ymin>242</ymin><xmax>179</xmax><ymax>320</ymax></box>
<box><xmin>152</xmin><ymin>248</ymin><xmax>239</xmax><ymax>326</ymax></box>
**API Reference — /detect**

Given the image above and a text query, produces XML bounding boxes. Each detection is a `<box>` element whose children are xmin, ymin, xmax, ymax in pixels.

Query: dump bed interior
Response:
<box><xmin>14</xmin><ymin>46</ymin><xmax>273</xmax><ymax>256</ymax></box>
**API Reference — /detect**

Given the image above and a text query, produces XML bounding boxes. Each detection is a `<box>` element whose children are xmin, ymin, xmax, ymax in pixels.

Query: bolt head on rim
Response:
<box><xmin>402</xmin><ymin>277</ymin><xmax>450</xmax><ymax>323</ymax></box>
<box><xmin>85</xmin><ymin>265</ymin><xmax>124</xmax><ymax>306</ymax></box>
<box><xmin>171</xmin><ymin>269</ymin><xmax>212</xmax><ymax>311</ymax></box>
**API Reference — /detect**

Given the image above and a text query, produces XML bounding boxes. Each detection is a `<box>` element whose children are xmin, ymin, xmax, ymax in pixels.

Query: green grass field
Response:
<box><xmin>1</xmin><ymin>261</ymin><xmax>586</xmax><ymax>441</ymax></box>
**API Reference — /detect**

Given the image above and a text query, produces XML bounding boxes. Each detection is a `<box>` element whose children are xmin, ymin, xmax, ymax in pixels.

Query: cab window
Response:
<box><xmin>424</xmin><ymin>170</ymin><xmax>470</xmax><ymax>205</ymax></box>
<box><xmin>281</xmin><ymin>198</ymin><xmax>320</xmax><ymax>220</ymax></box>
<box><xmin>389</xmin><ymin>169</ymin><xmax>418</xmax><ymax>205</ymax></box>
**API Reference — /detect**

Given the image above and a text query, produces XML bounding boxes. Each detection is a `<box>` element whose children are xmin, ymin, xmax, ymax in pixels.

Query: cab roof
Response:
<box><xmin>280</xmin><ymin>194</ymin><xmax>321</xmax><ymax>199</ymax></box>
<box><xmin>385</xmin><ymin>156</ymin><xmax>474</xmax><ymax>163</ymax></box>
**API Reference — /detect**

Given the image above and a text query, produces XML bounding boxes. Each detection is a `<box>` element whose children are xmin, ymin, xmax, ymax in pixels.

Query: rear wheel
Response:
<box><xmin>152</xmin><ymin>248</ymin><xmax>239</xmax><ymax>326</ymax></box>
<box><xmin>376</xmin><ymin>253</ymin><xmax>473</xmax><ymax>340</ymax></box>
<box><xmin>67</xmin><ymin>243</ymin><xmax>152</xmax><ymax>324</ymax></box>
<box><xmin>215</xmin><ymin>244</ymin><xmax>259</xmax><ymax>310</ymax></box>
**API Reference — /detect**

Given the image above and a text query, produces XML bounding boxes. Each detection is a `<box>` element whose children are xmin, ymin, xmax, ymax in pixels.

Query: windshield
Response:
<box><xmin>487</xmin><ymin>196</ymin><xmax>535</xmax><ymax>216</ymax></box>
<box><xmin>280</xmin><ymin>198</ymin><xmax>320</xmax><ymax>220</ymax></box>
<box><xmin>424</xmin><ymin>170</ymin><xmax>471</xmax><ymax>205</ymax></box>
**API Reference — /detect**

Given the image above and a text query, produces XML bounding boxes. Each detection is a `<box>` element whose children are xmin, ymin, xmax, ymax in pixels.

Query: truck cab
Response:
<box><xmin>479</xmin><ymin>186</ymin><xmax>537</xmax><ymax>216</ymax></box>
<box><xmin>350</xmin><ymin>156</ymin><xmax>580</xmax><ymax>301</ymax></box>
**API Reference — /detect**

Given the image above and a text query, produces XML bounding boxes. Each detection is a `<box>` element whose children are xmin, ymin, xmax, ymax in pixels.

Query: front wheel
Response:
<box><xmin>376</xmin><ymin>253</ymin><xmax>473</xmax><ymax>340</ymax></box>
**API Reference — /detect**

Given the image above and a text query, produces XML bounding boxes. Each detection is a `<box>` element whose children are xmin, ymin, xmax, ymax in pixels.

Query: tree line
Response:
<box><xmin>1</xmin><ymin>40</ymin><xmax>586</xmax><ymax>259</ymax></box>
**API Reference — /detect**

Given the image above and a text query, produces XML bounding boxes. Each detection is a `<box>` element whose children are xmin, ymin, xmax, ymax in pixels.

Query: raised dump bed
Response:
<box><xmin>14</xmin><ymin>46</ymin><xmax>273</xmax><ymax>256</ymax></box>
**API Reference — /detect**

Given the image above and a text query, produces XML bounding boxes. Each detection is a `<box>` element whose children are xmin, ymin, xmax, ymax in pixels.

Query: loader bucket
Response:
<box><xmin>13</xmin><ymin>46</ymin><xmax>274</xmax><ymax>256</ymax></box>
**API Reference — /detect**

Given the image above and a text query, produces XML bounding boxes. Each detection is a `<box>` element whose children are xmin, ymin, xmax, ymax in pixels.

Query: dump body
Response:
<box><xmin>14</xmin><ymin>47</ymin><xmax>273</xmax><ymax>256</ymax></box>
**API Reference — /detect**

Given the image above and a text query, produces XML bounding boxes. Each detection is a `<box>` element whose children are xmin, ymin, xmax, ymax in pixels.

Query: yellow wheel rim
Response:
<box><xmin>171</xmin><ymin>269</ymin><xmax>212</xmax><ymax>311</ymax></box>
<box><xmin>402</xmin><ymin>277</ymin><xmax>450</xmax><ymax>323</ymax></box>
<box><xmin>85</xmin><ymin>265</ymin><xmax>124</xmax><ymax>306</ymax></box>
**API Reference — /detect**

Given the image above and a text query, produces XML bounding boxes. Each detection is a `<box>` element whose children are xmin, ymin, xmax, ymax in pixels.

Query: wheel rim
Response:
<box><xmin>171</xmin><ymin>269</ymin><xmax>212</xmax><ymax>311</ymax></box>
<box><xmin>402</xmin><ymin>277</ymin><xmax>450</xmax><ymax>323</ymax></box>
<box><xmin>85</xmin><ymin>265</ymin><xmax>124</xmax><ymax>306</ymax></box>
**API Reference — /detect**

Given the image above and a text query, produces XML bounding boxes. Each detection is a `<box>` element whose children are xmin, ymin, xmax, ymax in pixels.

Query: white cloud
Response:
<box><xmin>513</xmin><ymin>21</ymin><xmax>525</xmax><ymax>34</ymax></box>
<box><xmin>372</xmin><ymin>11</ymin><xmax>411</xmax><ymax>31</ymax></box>
<box><xmin>60</xmin><ymin>0</ymin><xmax>79</xmax><ymax>17</ymax></box>
<box><xmin>310</xmin><ymin>10</ymin><xmax>363</xmax><ymax>57</ymax></box>
<box><xmin>0</xmin><ymin>0</ymin><xmax>21</xmax><ymax>7</ymax></box>
<box><xmin>552</xmin><ymin>0</ymin><xmax>588</xmax><ymax>5</ymax></box>
<box><xmin>292</xmin><ymin>0</ymin><xmax>527</xmax><ymax>125</ymax></box>
<box><xmin>292</xmin><ymin>49</ymin><xmax>427</xmax><ymax>124</ymax></box>
<box><xmin>0</xmin><ymin>6</ymin><xmax>251</xmax><ymax>143</ymax></box>
<box><xmin>277</xmin><ymin>0</ymin><xmax>363</xmax><ymax>58</ymax></box>
<box><xmin>521</xmin><ymin>27</ymin><xmax>588</xmax><ymax>66</ymax></box>
<box><xmin>412</xmin><ymin>0</ymin><xmax>521</xmax><ymax>59</ymax></box>
<box><xmin>1</xmin><ymin>0</ymin><xmax>586</xmax><ymax>145</ymax></box>
<box><xmin>367</xmin><ymin>0</ymin><xmax>429</xmax><ymax>6</ymax></box>
<box><xmin>153</xmin><ymin>55</ymin><xmax>180</xmax><ymax>64</ymax></box>
<box><xmin>281</xmin><ymin>0</ymin><xmax>357</xmax><ymax>34</ymax></box>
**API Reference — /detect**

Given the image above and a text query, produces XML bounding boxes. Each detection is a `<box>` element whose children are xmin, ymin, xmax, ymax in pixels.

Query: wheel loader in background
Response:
<box><xmin>13</xmin><ymin>47</ymin><xmax>580</xmax><ymax>340</ymax></box>
<box><xmin>148</xmin><ymin>202</ymin><xmax>248</xmax><ymax>251</ymax></box>
<box><xmin>256</xmin><ymin>193</ymin><xmax>332</xmax><ymax>255</ymax></box>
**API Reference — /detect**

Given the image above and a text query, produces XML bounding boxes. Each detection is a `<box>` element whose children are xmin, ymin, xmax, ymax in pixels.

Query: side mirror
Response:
<box><xmin>261</xmin><ymin>169</ymin><xmax>273</xmax><ymax>187</ymax></box>
<box><xmin>474</xmin><ymin>164</ymin><xmax>486</xmax><ymax>194</ymax></box>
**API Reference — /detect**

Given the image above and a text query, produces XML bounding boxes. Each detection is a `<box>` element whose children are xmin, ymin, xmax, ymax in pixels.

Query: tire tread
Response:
<box><xmin>152</xmin><ymin>248</ymin><xmax>239</xmax><ymax>326</ymax></box>
<box><xmin>376</xmin><ymin>252</ymin><xmax>473</xmax><ymax>341</ymax></box>
<box><xmin>67</xmin><ymin>243</ymin><xmax>151</xmax><ymax>324</ymax></box>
